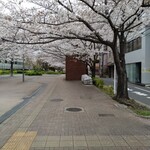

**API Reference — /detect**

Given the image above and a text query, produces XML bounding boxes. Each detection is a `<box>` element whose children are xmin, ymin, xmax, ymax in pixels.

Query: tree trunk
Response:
<box><xmin>10</xmin><ymin>58</ymin><xmax>13</xmax><ymax>77</ymax></box>
<box><xmin>116</xmin><ymin>62</ymin><xmax>129</xmax><ymax>100</ymax></box>
<box><xmin>90</xmin><ymin>63</ymin><xmax>96</xmax><ymax>78</ymax></box>
<box><xmin>112</xmin><ymin>31</ymin><xmax>129</xmax><ymax>100</ymax></box>
<box><xmin>89</xmin><ymin>55</ymin><xmax>96</xmax><ymax>78</ymax></box>
<box><xmin>113</xmin><ymin>52</ymin><xmax>129</xmax><ymax>100</ymax></box>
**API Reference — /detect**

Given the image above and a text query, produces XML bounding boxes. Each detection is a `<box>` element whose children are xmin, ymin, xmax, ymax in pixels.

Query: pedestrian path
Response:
<box><xmin>2</xmin><ymin>134</ymin><xmax>150</xmax><ymax>149</ymax></box>
<box><xmin>0</xmin><ymin>75</ymin><xmax>150</xmax><ymax>150</ymax></box>
<box><xmin>0</xmin><ymin>75</ymin><xmax>41</xmax><ymax>117</ymax></box>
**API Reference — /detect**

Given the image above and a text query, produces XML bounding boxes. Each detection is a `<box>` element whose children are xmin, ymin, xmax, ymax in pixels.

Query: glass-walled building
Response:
<box><xmin>0</xmin><ymin>59</ymin><xmax>23</xmax><ymax>70</ymax></box>
<box><xmin>125</xmin><ymin>26</ymin><xmax>150</xmax><ymax>84</ymax></box>
<box><xmin>126</xmin><ymin>63</ymin><xmax>141</xmax><ymax>83</ymax></box>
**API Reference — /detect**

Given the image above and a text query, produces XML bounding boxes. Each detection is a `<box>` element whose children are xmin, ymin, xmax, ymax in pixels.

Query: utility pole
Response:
<box><xmin>114</xmin><ymin>65</ymin><xmax>117</xmax><ymax>95</ymax></box>
<box><xmin>10</xmin><ymin>58</ymin><xmax>13</xmax><ymax>77</ymax></box>
<box><xmin>22</xmin><ymin>53</ymin><xmax>25</xmax><ymax>82</ymax></box>
<box><xmin>104</xmin><ymin>0</ymin><xmax>117</xmax><ymax>94</ymax></box>
<box><xmin>101</xmin><ymin>52</ymin><xmax>104</xmax><ymax>77</ymax></box>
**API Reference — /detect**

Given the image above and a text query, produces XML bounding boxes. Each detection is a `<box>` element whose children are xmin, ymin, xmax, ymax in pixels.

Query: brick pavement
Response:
<box><xmin>0</xmin><ymin>75</ymin><xmax>150</xmax><ymax>150</ymax></box>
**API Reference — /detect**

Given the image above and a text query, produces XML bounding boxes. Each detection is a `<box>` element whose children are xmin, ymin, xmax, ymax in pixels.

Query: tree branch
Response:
<box><xmin>38</xmin><ymin>20</ymin><xmax>77</xmax><ymax>26</ymax></box>
<box><xmin>79</xmin><ymin>0</ymin><xmax>115</xmax><ymax>31</ymax></box>
<box><xmin>18</xmin><ymin>26</ymin><xmax>47</xmax><ymax>35</ymax></box>
<box><xmin>57</xmin><ymin>0</ymin><xmax>73</xmax><ymax>13</ymax></box>
<box><xmin>124</xmin><ymin>22</ymin><xmax>142</xmax><ymax>32</ymax></box>
<box><xmin>122</xmin><ymin>7</ymin><xmax>140</xmax><ymax>26</ymax></box>
<box><xmin>76</xmin><ymin>16</ymin><xmax>113</xmax><ymax>47</ymax></box>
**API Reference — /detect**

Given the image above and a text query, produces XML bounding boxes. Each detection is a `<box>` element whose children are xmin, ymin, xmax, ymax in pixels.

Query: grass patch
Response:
<box><xmin>115</xmin><ymin>97</ymin><xmax>150</xmax><ymax>117</ymax></box>
<box><xmin>134</xmin><ymin>109</ymin><xmax>150</xmax><ymax>116</ymax></box>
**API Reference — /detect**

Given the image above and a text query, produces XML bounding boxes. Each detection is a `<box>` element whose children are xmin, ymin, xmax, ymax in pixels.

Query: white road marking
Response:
<box><xmin>132</xmin><ymin>91</ymin><xmax>148</xmax><ymax>96</ymax></box>
<box><xmin>147</xmin><ymin>97</ymin><xmax>150</xmax><ymax>99</ymax></box>
<box><xmin>128</xmin><ymin>88</ymin><xmax>133</xmax><ymax>91</ymax></box>
<box><xmin>134</xmin><ymin>87</ymin><xmax>150</xmax><ymax>93</ymax></box>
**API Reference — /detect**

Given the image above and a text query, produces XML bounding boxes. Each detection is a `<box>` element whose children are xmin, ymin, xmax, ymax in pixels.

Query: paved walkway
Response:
<box><xmin>0</xmin><ymin>75</ymin><xmax>150</xmax><ymax>150</ymax></box>
<box><xmin>0</xmin><ymin>75</ymin><xmax>41</xmax><ymax>116</ymax></box>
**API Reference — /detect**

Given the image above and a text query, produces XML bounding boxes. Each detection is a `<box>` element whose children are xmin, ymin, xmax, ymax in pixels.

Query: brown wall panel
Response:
<box><xmin>66</xmin><ymin>56</ymin><xmax>87</xmax><ymax>80</ymax></box>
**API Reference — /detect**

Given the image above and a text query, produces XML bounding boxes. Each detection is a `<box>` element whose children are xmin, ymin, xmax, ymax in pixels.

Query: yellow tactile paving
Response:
<box><xmin>1</xmin><ymin>131</ymin><xmax>37</xmax><ymax>150</ymax></box>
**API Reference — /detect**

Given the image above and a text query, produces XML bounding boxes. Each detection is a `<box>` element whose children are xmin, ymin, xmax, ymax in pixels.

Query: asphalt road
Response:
<box><xmin>102</xmin><ymin>78</ymin><xmax>150</xmax><ymax>108</ymax></box>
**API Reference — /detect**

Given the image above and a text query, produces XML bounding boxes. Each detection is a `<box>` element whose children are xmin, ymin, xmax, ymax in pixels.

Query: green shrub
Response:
<box><xmin>16</xmin><ymin>70</ymin><xmax>24</xmax><ymax>74</ymax></box>
<box><xmin>4</xmin><ymin>70</ymin><xmax>10</xmax><ymax>74</ymax></box>
<box><xmin>93</xmin><ymin>77</ymin><xmax>114</xmax><ymax>96</ymax></box>
<box><xmin>13</xmin><ymin>70</ymin><xmax>17</xmax><ymax>74</ymax></box>
<box><xmin>103</xmin><ymin>85</ymin><xmax>114</xmax><ymax>96</ymax></box>
<box><xmin>25</xmin><ymin>70</ymin><xmax>42</xmax><ymax>76</ymax></box>
<box><xmin>0</xmin><ymin>70</ymin><xmax>10</xmax><ymax>75</ymax></box>
<box><xmin>0</xmin><ymin>70</ymin><xmax>3</xmax><ymax>75</ymax></box>
<box><xmin>46</xmin><ymin>70</ymin><xmax>64</xmax><ymax>75</ymax></box>
<box><xmin>93</xmin><ymin>77</ymin><xmax>104</xmax><ymax>89</ymax></box>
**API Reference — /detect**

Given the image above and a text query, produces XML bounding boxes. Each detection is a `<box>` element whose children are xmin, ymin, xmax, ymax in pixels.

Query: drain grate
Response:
<box><xmin>98</xmin><ymin>114</ymin><xmax>115</xmax><ymax>117</ymax></box>
<box><xmin>50</xmin><ymin>99</ymin><xmax>63</xmax><ymax>102</ymax></box>
<box><xmin>65</xmin><ymin>107</ymin><xmax>84</xmax><ymax>112</ymax></box>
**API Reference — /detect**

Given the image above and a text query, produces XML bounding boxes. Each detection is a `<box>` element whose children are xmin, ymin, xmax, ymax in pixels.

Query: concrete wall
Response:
<box><xmin>125</xmin><ymin>26</ymin><xmax>150</xmax><ymax>84</ymax></box>
<box><xmin>143</xmin><ymin>27</ymin><xmax>150</xmax><ymax>84</ymax></box>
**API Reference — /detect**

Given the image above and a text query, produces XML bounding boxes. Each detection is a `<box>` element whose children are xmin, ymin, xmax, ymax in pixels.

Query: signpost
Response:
<box><xmin>142</xmin><ymin>0</ymin><xmax>150</xmax><ymax>7</ymax></box>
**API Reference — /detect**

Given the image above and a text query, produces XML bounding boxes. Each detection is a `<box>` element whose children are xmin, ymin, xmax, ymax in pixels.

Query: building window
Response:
<box><xmin>128</xmin><ymin>41</ymin><xmax>133</xmax><ymax>52</ymax></box>
<box><xmin>136</xmin><ymin>37</ymin><xmax>142</xmax><ymax>49</ymax></box>
<box><xmin>126</xmin><ymin>37</ymin><xmax>141</xmax><ymax>53</ymax></box>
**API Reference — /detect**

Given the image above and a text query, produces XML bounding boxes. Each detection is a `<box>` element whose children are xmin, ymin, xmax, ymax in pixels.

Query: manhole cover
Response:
<box><xmin>65</xmin><ymin>107</ymin><xmax>83</xmax><ymax>112</ymax></box>
<box><xmin>50</xmin><ymin>99</ymin><xmax>63</xmax><ymax>102</ymax></box>
<box><xmin>98</xmin><ymin>114</ymin><xmax>115</xmax><ymax>117</ymax></box>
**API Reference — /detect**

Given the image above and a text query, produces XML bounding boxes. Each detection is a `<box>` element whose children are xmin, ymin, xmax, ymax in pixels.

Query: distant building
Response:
<box><xmin>0</xmin><ymin>59</ymin><xmax>23</xmax><ymax>70</ymax></box>
<box><xmin>107</xmin><ymin>51</ymin><xmax>114</xmax><ymax>78</ymax></box>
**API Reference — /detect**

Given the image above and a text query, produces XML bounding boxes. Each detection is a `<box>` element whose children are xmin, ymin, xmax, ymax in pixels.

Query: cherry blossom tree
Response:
<box><xmin>1</xmin><ymin>0</ymin><xmax>150</xmax><ymax>101</ymax></box>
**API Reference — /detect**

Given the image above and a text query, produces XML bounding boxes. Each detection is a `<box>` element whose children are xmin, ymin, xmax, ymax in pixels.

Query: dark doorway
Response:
<box><xmin>136</xmin><ymin>62</ymin><xmax>141</xmax><ymax>83</ymax></box>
